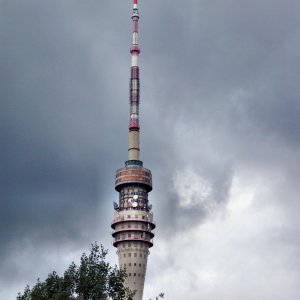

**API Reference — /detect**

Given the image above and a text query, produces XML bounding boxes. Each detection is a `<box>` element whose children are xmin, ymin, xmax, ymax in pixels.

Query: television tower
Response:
<box><xmin>111</xmin><ymin>1</ymin><xmax>155</xmax><ymax>299</ymax></box>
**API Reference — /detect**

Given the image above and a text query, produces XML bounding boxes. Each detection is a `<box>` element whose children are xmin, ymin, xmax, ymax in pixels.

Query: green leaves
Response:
<box><xmin>149</xmin><ymin>293</ymin><xmax>165</xmax><ymax>300</ymax></box>
<box><xmin>17</xmin><ymin>243</ymin><xmax>134</xmax><ymax>300</ymax></box>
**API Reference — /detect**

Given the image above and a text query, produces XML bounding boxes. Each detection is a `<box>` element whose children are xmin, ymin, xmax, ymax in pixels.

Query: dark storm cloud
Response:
<box><xmin>0</xmin><ymin>0</ymin><xmax>130</xmax><ymax>291</ymax></box>
<box><xmin>138</xmin><ymin>0</ymin><xmax>300</xmax><ymax>232</ymax></box>
<box><xmin>1</xmin><ymin>0</ymin><xmax>300</xmax><ymax>299</ymax></box>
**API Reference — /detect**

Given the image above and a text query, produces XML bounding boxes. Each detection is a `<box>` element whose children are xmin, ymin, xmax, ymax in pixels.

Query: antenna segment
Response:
<box><xmin>128</xmin><ymin>0</ymin><xmax>141</xmax><ymax>160</ymax></box>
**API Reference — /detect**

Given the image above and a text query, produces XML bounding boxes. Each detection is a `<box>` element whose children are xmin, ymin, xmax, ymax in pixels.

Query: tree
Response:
<box><xmin>17</xmin><ymin>243</ymin><xmax>135</xmax><ymax>300</ymax></box>
<box><xmin>149</xmin><ymin>293</ymin><xmax>165</xmax><ymax>300</ymax></box>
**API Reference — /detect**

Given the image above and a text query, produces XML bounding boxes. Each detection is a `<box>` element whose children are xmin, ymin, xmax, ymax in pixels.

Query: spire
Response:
<box><xmin>128</xmin><ymin>0</ymin><xmax>141</xmax><ymax>161</ymax></box>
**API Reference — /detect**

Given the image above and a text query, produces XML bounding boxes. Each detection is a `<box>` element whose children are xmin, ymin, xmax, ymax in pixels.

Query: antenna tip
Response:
<box><xmin>133</xmin><ymin>0</ymin><xmax>138</xmax><ymax>4</ymax></box>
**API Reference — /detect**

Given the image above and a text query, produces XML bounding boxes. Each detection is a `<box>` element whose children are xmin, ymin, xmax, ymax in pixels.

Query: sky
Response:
<box><xmin>1</xmin><ymin>0</ymin><xmax>300</xmax><ymax>299</ymax></box>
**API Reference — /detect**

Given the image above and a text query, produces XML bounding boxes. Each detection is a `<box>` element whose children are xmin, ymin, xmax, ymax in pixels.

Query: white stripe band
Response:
<box><xmin>131</xmin><ymin>55</ymin><xmax>139</xmax><ymax>67</ymax></box>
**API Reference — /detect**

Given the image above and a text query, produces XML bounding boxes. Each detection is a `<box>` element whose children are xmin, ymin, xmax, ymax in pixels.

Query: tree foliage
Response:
<box><xmin>149</xmin><ymin>293</ymin><xmax>165</xmax><ymax>300</ymax></box>
<box><xmin>17</xmin><ymin>243</ymin><xmax>135</xmax><ymax>300</ymax></box>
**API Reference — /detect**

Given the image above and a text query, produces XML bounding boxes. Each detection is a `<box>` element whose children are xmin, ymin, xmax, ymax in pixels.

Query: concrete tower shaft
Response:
<box><xmin>111</xmin><ymin>1</ymin><xmax>155</xmax><ymax>300</ymax></box>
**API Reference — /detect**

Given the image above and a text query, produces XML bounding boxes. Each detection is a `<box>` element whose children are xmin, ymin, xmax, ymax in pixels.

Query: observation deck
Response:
<box><xmin>115</xmin><ymin>161</ymin><xmax>152</xmax><ymax>192</ymax></box>
<box><xmin>112</xmin><ymin>228</ymin><xmax>155</xmax><ymax>239</ymax></box>
<box><xmin>111</xmin><ymin>214</ymin><xmax>156</xmax><ymax>230</ymax></box>
<box><xmin>113</xmin><ymin>236</ymin><xmax>154</xmax><ymax>248</ymax></box>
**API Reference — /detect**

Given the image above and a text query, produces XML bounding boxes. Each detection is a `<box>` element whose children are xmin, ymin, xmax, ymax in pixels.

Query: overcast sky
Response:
<box><xmin>1</xmin><ymin>0</ymin><xmax>300</xmax><ymax>299</ymax></box>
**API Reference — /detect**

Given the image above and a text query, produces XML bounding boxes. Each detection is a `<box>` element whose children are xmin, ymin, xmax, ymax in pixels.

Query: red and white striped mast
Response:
<box><xmin>128</xmin><ymin>0</ymin><xmax>141</xmax><ymax>161</ymax></box>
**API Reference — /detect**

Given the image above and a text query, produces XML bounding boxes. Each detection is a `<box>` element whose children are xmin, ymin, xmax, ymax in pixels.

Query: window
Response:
<box><xmin>134</xmin><ymin>263</ymin><xmax>136</xmax><ymax>266</ymax></box>
<box><xmin>142</xmin><ymin>216</ymin><xmax>145</xmax><ymax>220</ymax></box>
<box><xmin>139</xmin><ymin>263</ymin><xmax>141</xmax><ymax>267</ymax></box>
<box><xmin>123</xmin><ymin>254</ymin><xmax>126</xmax><ymax>257</ymax></box>
<box><xmin>129</xmin><ymin>253</ymin><xmax>132</xmax><ymax>257</ymax></box>
<box><xmin>122</xmin><ymin>244</ymin><xmax>125</xmax><ymax>248</ymax></box>
<box><xmin>140</xmin><ymin>253</ymin><xmax>142</xmax><ymax>258</ymax></box>
<box><xmin>129</xmin><ymin>273</ymin><xmax>131</xmax><ymax>276</ymax></box>
<box><xmin>134</xmin><ymin>242</ymin><xmax>137</xmax><ymax>247</ymax></box>
<box><xmin>128</xmin><ymin>242</ymin><xmax>131</xmax><ymax>247</ymax></box>
<box><xmin>128</xmin><ymin>224</ymin><xmax>131</xmax><ymax>228</ymax></box>
<box><xmin>128</xmin><ymin>233</ymin><xmax>131</xmax><ymax>238</ymax></box>
<box><xmin>129</xmin><ymin>263</ymin><xmax>131</xmax><ymax>266</ymax></box>
<box><xmin>134</xmin><ymin>253</ymin><xmax>137</xmax><ymax>257</ymax></box>
<box><xmin>128</xmin><ymin>215</ymin><xmax>131</xmax><ymax>218</ymax></box>
<box><xmin>134</xmin><ymin>273</ymin><xmax>136</xmax><ymax>277</ymax></box>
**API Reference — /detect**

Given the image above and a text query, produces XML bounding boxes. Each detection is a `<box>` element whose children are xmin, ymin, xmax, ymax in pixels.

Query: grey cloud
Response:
<box><xmin>1</xmin><ymin>0</ymin><xmax>300</xmax><ymax>299</ymax></box>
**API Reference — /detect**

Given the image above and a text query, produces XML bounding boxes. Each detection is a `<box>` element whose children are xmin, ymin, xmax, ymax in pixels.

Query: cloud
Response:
<box><xmin>146</xmin><ymin>170</ymin><xmax>300</xmax><ymax>300</ymax></box>
<box><xmin>1</xmin><ymin>0</ymin><xmax>300</xmax><ymax>299</ymax></box>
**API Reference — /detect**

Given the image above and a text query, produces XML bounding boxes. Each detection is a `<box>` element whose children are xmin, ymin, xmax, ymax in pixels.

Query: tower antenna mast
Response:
<box><xmin>128</xmin><ymin>0</ymin><xmax>141</xmax><ymax>161</ymax></box>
